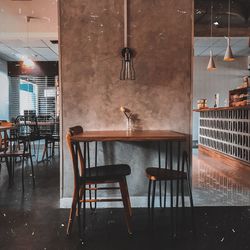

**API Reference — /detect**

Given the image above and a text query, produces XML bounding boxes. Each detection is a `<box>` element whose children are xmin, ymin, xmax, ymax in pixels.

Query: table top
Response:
<box><xmin>0</xmin><ymin>124</ymin><xmax>15</xmax><ymax>132</ymax></box>
<box><xmin>71</xmin><ymin>130</ymin><xmax>188</xmax><ymax>142</ymax></box>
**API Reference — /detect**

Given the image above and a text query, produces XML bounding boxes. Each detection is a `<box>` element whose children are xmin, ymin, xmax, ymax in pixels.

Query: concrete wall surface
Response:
<box><xmin>60</xmin><ymin>0</ymin><xmax>193</xmax><ymax>204</ymax></box>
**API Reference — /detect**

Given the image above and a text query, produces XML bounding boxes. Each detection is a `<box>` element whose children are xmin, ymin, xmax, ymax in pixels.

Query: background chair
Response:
<box><xmin>15</xmin><ymin>115</ymin><xmax>42</xmax><ymax>160</ymax></box>
<box><xmin>37</xmin><ymin>115</ymin><xmax>59</xmax><ymax>161</ymax></box>
<box><xmin>0</xmin><ymin>127</ymin><xmax>35</xmax><ymax>191</ymax></box>
<box><xmin>66</xmin><ymin>126</ymin><xmax>132</xmax><ymax>238</ymax></box>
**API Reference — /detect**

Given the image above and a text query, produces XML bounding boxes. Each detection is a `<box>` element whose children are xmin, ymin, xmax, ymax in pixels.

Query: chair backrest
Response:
<box><xmin>37</xmin><ymin>115</ymin><xmax>55</xmax><ymax>136</ymax></box>
<box><xmin>15</xmin><ymin>115</ymin><xmax>40</xmax><ymax>138</ymax></box>
<box><xmin>0</xmin><ymin>131</ymin><xmax>8</xmax><ymax>152</ymax></box>
<box><xmin>66</xmin><ymin>126</ymin><xmax>85</xmax><ymax>188</ymax></box>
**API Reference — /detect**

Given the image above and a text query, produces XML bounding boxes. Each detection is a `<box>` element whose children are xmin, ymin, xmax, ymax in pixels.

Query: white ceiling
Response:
<box><xmin>0</xmin><ymin>38</ymin><xmax>58</xmax><ymax>61</ymax></box>
<box><xmin>0</xmin><ymin>1</ymin><xmax>249</xmax><ymax>61</ymax></box>
<box><xmin>194</xmin><ymin>37</ymin><xmax>250</xmax><ymax>57</ymax></box>
<box><xmin>0</xmin><ymin>0</ymin><xmax>58</xmax><ymax>61</ymax></box>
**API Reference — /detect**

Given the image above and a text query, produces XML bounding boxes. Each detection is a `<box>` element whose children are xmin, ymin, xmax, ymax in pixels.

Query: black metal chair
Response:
<box><xmin>37</xmin><ymin>115</ymin><xmax>59</xmax><ymax>161</ymax></box>
<box><xmin>0</xmin><ymin>127</ymin><xmax>35</xmax><ymax>191</ymax></box>
<box><xmin>66</xmin><ymin>126</ymin><xmax>132</xmax><ymax>238</ymax></box>
<box><xmin>146</xmin><ymin>141</ymin><xmax>194</xmax><ymax>237</ymax></box>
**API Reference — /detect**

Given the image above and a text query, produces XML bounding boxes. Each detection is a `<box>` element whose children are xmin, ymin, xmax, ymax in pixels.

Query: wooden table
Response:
<box><xmin>0</xmin><ymin>124</ymin><xmax>15</xmax><ymax>132</ymax></box>
<box><xmin>71</xmin><ymin>130</ymin><xmax>189</xmax><ymax>209</ymax></box>
<box><xmin>71</xmin><ymin>130</ymin><xmax>188</xmax><ymax>142</ymax></box>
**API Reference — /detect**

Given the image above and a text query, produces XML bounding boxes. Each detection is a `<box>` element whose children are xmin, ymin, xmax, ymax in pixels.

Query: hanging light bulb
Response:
<box><xmin>120</xmin><ymin>0</ymin><xmax>135</xmax><ymax>80</ymax></box>
<box><xmin>224</xmin><ymin>0</ymin><xmax>235</xmax><ymax>61</ymax></box>
<box><xmin>207</xmin><ymin>50</ymin><xmax>216</xmax><ymax>71</ymax></box>
<box><xmin>207</xmin><ymin>0</ymin><xmax>216</xmax><ymax>71</ymax></box>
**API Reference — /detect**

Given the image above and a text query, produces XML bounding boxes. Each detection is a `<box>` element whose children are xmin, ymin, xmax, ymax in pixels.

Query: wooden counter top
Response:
<box><xmin>193</xmin><ymin>105</ymin><xmax>250</xmax><ymax>112</ymax></box>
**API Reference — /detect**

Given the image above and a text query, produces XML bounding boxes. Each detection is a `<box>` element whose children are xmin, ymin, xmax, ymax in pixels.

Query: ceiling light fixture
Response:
<box><xmin>224</xmin><ymin>0</ymin><xmax>235</xmax><ymax>62</ymax></box>
<box><xmin>207</xmin><ymin>1</ymin><xmax>216</xmax><ymax>71</ymax></box>
<box><xmin>22</xmin><ymin>16</ymin><xmax>35</xmax><ymax>69</ymax></box>
<box><xmin>120</xmin><ymin>0</ymin><xmax>135</xmax><ymax>80</ymax></box>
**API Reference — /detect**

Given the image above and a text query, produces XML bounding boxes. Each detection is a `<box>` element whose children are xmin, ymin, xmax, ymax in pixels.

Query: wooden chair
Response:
<box><xmin>66</xmin><ymin>126</ymin><xmax>132</xmax><ymax>237</ymax></box>
<box><xmin>146</xmin><ymin>142</ymin><xmax>194</xmax><ymax>237</ymax></box>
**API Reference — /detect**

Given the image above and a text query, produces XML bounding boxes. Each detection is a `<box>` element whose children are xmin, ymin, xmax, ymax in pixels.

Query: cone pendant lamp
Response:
<box><xmin>224</xmin><ymin>37</ymin><xmax>235</xmax><ymax>61</ymax></box>
<box><xmin>224</xmin><ymin>0</ymin><xmax>235</xmax><ymax>61</ymax></box>
<box><xmin>207</xmin><ymin>1</ymin><xmax>216</xmax><ymax>71</ymax></box>
<box><xmin>207</xmin><ymin>50</ymin><xmax>216</xmax><ymax>71</ymax></box>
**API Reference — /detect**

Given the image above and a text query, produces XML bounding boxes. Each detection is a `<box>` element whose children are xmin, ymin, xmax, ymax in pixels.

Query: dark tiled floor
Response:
<box><xmin>0</xmin><ymin>153</ymin><xmax>250</xmax><ymax>250</ymax></box>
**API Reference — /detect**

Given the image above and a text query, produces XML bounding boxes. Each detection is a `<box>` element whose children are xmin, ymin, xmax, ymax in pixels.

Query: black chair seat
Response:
<box><xmin>81</xmin><ymin>164</ymin><xmax>131</xmax><ymax>182</ymax></box>
<box><xmin>146</xmin><ymin>167</ymin><xmax>187</xmax><ymax>181</ymax></box>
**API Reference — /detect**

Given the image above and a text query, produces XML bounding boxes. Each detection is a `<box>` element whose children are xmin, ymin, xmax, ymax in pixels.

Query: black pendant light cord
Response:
<box><xmin>210</xmin><ymin>0</ymin><xmax>213</xmax><ymax>48</ymax></box>
<box><xmin>228</xmin><ymin>0</ymin><xmax>231</xmax><ymax>38</ymax></box>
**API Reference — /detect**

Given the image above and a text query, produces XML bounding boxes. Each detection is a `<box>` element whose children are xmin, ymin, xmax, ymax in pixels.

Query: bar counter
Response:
<box><xmin>194</xmin><ymin>106</ymin><xmax>250</xmax><ymax>166</ymax></box>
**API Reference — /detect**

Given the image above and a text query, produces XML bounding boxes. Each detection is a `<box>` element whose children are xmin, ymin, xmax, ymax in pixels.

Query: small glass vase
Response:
<box><xmin>127</xmin><ymin>118</ymin><xmax>132</xmax><ymax>133</ymax></box>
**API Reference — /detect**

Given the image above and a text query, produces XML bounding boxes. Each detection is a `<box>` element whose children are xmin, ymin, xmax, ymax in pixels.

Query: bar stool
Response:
<box><xmin>146</xmin><ymin>141</ymin><xmax>194</xmax><ymax>237</ymax></box>
<box><xmin>66</xmin><ymin>126</ymin><xmax>132</xmax><ymax>239</ymax></box>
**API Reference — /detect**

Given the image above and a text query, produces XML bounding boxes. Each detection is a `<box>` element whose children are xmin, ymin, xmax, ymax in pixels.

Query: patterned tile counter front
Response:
<box><xmin>195</xmin><ymin>107</ymin><xmax>250</xmax><ymax>165</ymax></box>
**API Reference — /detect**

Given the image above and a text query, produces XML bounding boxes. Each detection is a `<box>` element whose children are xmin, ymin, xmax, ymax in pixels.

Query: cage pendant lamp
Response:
<box><xmin>207</xmin><ymin>1</ymin><xmax>216</xmax><ymax>71</ymax></box>
<box><xmin>120</xmin><ymin>0</ymin><xmax>135</xmax><ymax>80</ymax></box>
<box><xmin>224</xmin><ymin>0</ymin><xmax>235</xmax><ymax>61</ymax></box>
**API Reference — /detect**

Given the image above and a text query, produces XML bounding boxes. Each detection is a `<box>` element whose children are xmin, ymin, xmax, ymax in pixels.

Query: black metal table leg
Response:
<box><xmin>175</xmin><ymin>141</ymin><xmax>181</xmax><ymax>236</ymax></box>
<box><xmin>164</xmin><ymin>142</ymin><xmax>168</xmax><ymax>208</ymax></box>
<box><xmin>169</xmin><ymin>141</ymin><xmax>174</xmax><ymax>238</ymax></box>
<box><xmin>158</xmin><ymin>142</ymin><xmax>162</xmax><ymax>208</ymax></box>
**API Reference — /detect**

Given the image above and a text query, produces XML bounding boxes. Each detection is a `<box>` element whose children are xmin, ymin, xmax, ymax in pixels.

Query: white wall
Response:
<box><xmin>0</xmin><ymin>58</ymin><xmax>9</xmax><ymax>121</ymax></box>
<box><xmin>193</xmin><ymin>56</ymin><xmax>249</xmax><ymax>141</ymax></box>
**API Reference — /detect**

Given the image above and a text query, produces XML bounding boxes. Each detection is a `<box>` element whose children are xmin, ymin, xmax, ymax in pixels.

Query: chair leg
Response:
<box><xmin>45</xmin><ymin>140</ymin><xmax>49</xmax><ymax>161</ymax></box>
<box><xmin>21</xmin><ymin>156</ymin><xmax>25</xmax><ymax>192</ymax></box>
<box><xmin>119</xmin><ymin>178</ymin><xmax>132</xmax><ymax>234</ymax></box>
<box><xmin>164</xmin><ymin>180</ymin><xmax>167</xmax><ymax>208</ymax></box>
<box><xmin>5</xmin><ymin>157</ymin><xmax>12</xmax><ymax>187</ymax></box>
<box><xmin>67</xmin><ymin>191</ymin><xmax>78</xmax><ymax>236</ymax></box>
<box><xmin>151</xmin><ymin>180</ymin><xmax>156</xmax><ymax>227</ymax></box>
<box><xmin>36</xmin><ymin>140</ymin><xmax>40</xmax><ymax>162</ymax></box>
<box><xmin>52</xmin><ymin>141</ymin><xmax>55</xmax><ymax>157</ymax></box>
<box><xmin>30</xmin><ymin>153</ymin><xmax>35</xmax><ymax>188</ymax></box>
<box><xmin>78</xmin><ymin>199</ymin><xmax>82</xmax><ymax>239</ymax></box>
<box><xmin>147</xmin><ymin>180</ymin><xmax>152</xmax><ymax>214</ymax></box>
<box><xmin>82</xmin><ymin>185</ymin><xmax>86</xmax><ymax>238</ymax></box>
<box><xmin>123</xmin><ymin>177</ymin><xmax>132</xmax><ymax>217</ymax></box>
<box><xmin>42</xmin><ymin>139</ymin><xmax>49</xmax><ymax>162</ymax></box>
<box><xmin>185</xmin><ymin>153</ymin><xmax>196</xmax><ymax>235</ymax></box>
